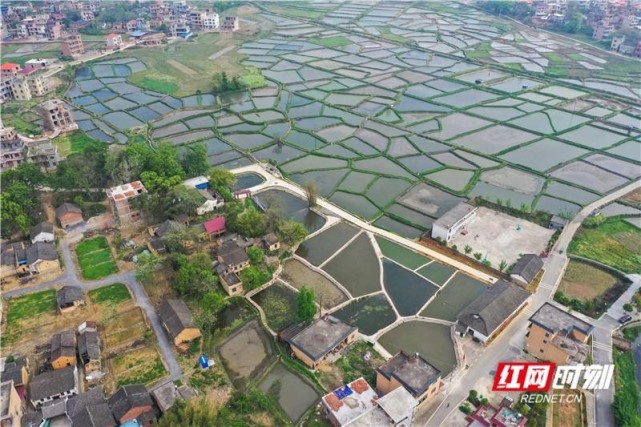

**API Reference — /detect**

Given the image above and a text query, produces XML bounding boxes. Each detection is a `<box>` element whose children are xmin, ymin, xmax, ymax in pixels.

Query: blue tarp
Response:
<box><xmin>334</xmin><ymin>385</ymin><xmax>353</xmax><ymax>400</ymax></box>
<box><xmin>199</xmin><ymin>354</ymin><xmax>209</xmax><ymax>368</ymax></box>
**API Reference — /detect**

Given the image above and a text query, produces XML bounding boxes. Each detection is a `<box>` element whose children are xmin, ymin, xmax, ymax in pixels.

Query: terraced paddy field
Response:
<box><xmin>60</xmin><ymin>2</ymin><xmax>640</xmax><ymax>242</ymax></box>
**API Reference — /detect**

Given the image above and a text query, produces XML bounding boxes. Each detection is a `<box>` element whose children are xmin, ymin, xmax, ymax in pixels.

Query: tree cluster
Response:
<box><xmin>296</xmin><ymin>286</ymin><xmax>316</xmax><ymax>322</ymax></box>
<box><xmin>1</xmin><ymin>163</ymin><xmax>45</xmax><ymax>237</ymax></box>
<box><xmin>212</xmin><ymin>72</ymin><xmax>245</xmax><ymax>93</ymax></box>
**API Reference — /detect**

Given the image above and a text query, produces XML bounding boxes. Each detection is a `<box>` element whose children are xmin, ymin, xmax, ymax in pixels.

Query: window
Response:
<box><xmin>539</xmin><ymin>349</ymin><xmax>544</xmax><ymax>353</ymax></box>
<box><xmin>543</xmin><ymin>340</ymin><xmax>547</xmax><ymax>344</ymax></box>
<box><xmin>545</xmin><ymin>332</ymin><xmax>550</xmax><ymax>337</ymax></box>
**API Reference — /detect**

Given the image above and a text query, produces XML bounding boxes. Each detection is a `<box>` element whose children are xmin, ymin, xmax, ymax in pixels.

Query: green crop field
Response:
<box><xmin>569</xmin><ymin>220</ymin><xmax>641</xmax><ymax>273</ymax></box>
<box><xmin>6</xmin><ymin>290</ymin><xmax>56</xmax><ymax>324</ymax></box>
<box><xmin>89</xmin><ymin>283</ymin><xmax>131</xmax><ymax>304</ymax></box>
<box><xmin>309</xmin><ymin>36</ymin><xmax>351</xmax><ymax>48</ymax></box>
<box><xmin>76</xmin><ymin>236</ymin><xmax>118</xmax><ymax>280</ymax></box>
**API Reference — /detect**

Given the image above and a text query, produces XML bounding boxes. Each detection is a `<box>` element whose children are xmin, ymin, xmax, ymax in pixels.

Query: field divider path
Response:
<box><xmin>232</xmin><ymin>164</ymin><xmax>498</xmax><ymax>285</ymax></box>
<box><xmin>289</xmin><ymin>255</ymin><xmax>353</xmax><ymax>300</ymax></box>
<box><xmin>317</xmin><ymin>231</ymin><xmax>363</xmax><ymax>269</ymax></box>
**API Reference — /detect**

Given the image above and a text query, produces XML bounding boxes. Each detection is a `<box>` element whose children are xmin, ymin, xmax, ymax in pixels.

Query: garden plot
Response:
<box><xmin>420</xmin><ymin>273</ymin><xmax>487</xmax><ymax>321</ymax></box>
<box><xmin>75</xmin><ymin>236</ymin><xmax>118</xmax><ymax>280</ymax></box>
<box><xmin>282</xmin><ymin>259</ymin><xmax>348</xmax><ymax>308</ymax></box>
<box><xmin>449</xmin><ymin>207</ymin><xmax>554</xmax><ymax>267</ymax></box>
<box><xmin>322</xmin><ymin>233</ymin><xmax>381</xmax><ymax>297</ymax></box>
<box><xmin>331</xmin><ymin>294</ymin><xmax>397</xmax><ymax>336</ymax></box>
<box><xmin>251</xmin><ymin>282</ymin><xmax>298</xmax><ymax>332</ymax></box>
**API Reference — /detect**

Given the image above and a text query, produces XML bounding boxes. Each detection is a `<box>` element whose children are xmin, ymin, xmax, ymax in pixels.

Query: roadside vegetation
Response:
<box><xmin>612</xmin><ymin>348</ymin><xmax>641</xmax><ymax>426</ymax></box>
<box><xmin>569</xmin><ymin>219</ymin><xmax>641</xmax><ymax>273</ymax></box>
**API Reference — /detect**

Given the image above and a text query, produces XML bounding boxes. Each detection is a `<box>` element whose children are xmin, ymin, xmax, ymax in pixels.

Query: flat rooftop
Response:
<box><xmin>107</xmin><ymin>181</ymin><xmax>147</xmax><ymax>199</ymax></box>
<box><xmin>377</xmin><ymin>351</ymin><xmax>441</xmax><ymax>397</ymax></box>
<box><xmin>322</xmin><ymin>378</ymin><xmax>377</xmax><ymax>426</ymax></box>
<box><xmin>529</xmin><ymin>303</ymin><xmax>593</xmax><ymax>335</ymax></box>
<box><xmin>433</xmin><ymin>202</ymin><xmax>476</xmax><ymax>228</ymax></box>
<box><xmin>288</xmin><ymin>316</ymin><xmax>357</xmax><ymax>362</ymax></box>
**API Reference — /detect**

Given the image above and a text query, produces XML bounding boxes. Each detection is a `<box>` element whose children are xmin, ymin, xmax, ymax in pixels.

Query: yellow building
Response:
<box><xmin>526</xmin><ymin>303</ymin><xmax>593</xmax><ymax>365</ymax></box>
<box><xmin>0</xmin><ymin>380</ymin><xmax>23</xmax><ymax>427</ymax></box>
<box><xmin>281</xmin><ymin>316</ymin><xmax>358</xmax><ymax>370</ymax></box>
<box><xmin>220</xmin><ymin>271</ymin><xmax>243</xmax><ymax>296</ymax></box>
<box><xmin>158</xmin><ymin>299</ymin><xmax>201</xmax><ymax>349</ymax></box>
<box><xmin>376</xmin><ymin>351</ymin><xmax>442</xmax><ymax>408</ymax></box>
<box><xmin>50</xmin><ymin>330</ymin><xmax>77</xmax><ymax>370</ymax></box>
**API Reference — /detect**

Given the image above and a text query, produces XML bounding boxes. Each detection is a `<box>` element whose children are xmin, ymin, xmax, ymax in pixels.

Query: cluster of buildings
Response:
<box><xmin>0</xmin><ymin>61</ymin><xmax>50</xmax><ymax>101</ymax></box>
<box><xmin>0</xmin><ymin>117</ymin><xmax>70</xmax><ymax>173</ymax></box>
<box><xmin>1</xmin><ymin>221</ymin><xmax>60</xmax><ymax>281</ymax></box>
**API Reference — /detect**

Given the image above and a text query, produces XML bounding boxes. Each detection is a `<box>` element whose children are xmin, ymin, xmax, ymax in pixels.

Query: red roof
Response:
<box><xmin>106</xmin><ymin>33</ymin><xmax>118</xmax><ymax>39</ymax></box>
<box><xmin>1</xmin><ymin>63</ymin><xmax>20</xmax><ymax>70</ymax></box>
<box><xmin>203</xmin><ymin>216</ymin><xmax>226</xmax><ymax>234</ymax></box>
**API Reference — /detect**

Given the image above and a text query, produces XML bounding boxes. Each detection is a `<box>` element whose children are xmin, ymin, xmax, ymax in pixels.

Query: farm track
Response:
<box><xmin>3</xmin><ymin>235</ymin><xmax>183</xmax><ymax>382</ymax></box>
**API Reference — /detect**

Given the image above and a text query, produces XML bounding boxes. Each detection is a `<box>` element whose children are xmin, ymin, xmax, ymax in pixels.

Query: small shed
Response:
<box><xmin>158</xmin><ymin>299</ymin><xmax>201</xmax><ymax>348</ymax></box>
<box><xmin>56</xmin><ymin>286</ymin><xmax>85</xmax><ymax>313</ymax></box>
<box><xmin>55</xmin><ymin>203</ymin><xmax>83</xmax><ymax>229</ymax></box>
<box><xmin>549</xmin><ymin>215</ymin><xmax>568</xmax><ymax>230</ymax></box>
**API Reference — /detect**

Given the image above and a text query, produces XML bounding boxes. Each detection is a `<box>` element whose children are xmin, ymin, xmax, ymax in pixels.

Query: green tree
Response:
<box><xmin>198</xmin><ymin>290</ymin><xmax>228</xmax><ymax>329</ymax></box>
<box><xmin>296</xmin><ymin>286</ymin><xmax>316</xmax><ymax>322</ymax></box>
<box><xmin>156</xmin><ymin>399</ymin><xmax>217</xmax><ymax>426</ymax></box>
<box><xmin>165</xmin><ymin>186</ymin><xmax>204</xmax><ymax>219</ymax></box>
<box><xmin>235</xmin><ymin>207</ymin><xmax>267</xmax><ymax>237</ymax></box>
<box><xmin>247</xmin><ymin>246</ymin><xmax>264</xmax><ymax>264</ymax></box>
<box><xmin>239</xmin><ymin>266</ymin><xmax>272</xmax><ymax>291</ymax></box>
<box><xmin>181</xmin><ymin>143</ymin><xmax>209</xmax><ymax>178</ymax></box>
<box><xmin>464</xmin><ymin>244</ymin><xmax>473</xmax><ymax>255</ymax></box>
<box><xmin>209</xmin><ymin>168</ymin><xmax>236</xmax><ymax>190</ymax></box>
<box><xmin>623</xmin><ymin>303</ymin><xmax>634</xmax><ymax>312</ymax></box>
<box><xmin>175</xmin><ymin>253</ymin><xmax>218</xmax><ymax>298</ymax></box>
<box><xmin>140</xmin><ymin>171</ymin><xmax>182</xmax><ymax>193</ymax></box>
<box><xmin>304</xmin><ymin>181</ymin><xmax>318</xmax><ymax>207</ymax></box>
<box><xmin>499</xmin><ymin>260</ymin><xmax>508</xmax><ymax>272</ymax></box>
<box><xmin>473</xmin><ymin>252</ymin><xmax>483</xmax><ymax>261</ymax></box>
<box><xmin>277</xmin><ymin>220</ymin><xmax>308</xmax><ymax>246</ymax></box>
<box><xmin>135</xmin><ymin>252</ymin><xmax>161</xmax><ymax>284</ymax></box>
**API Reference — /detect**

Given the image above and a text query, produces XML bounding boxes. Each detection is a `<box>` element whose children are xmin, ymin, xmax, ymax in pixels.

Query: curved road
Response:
<box><xmin>427</xmin><ymin>179</ymin><xmax>640</xmax><ymax>427</ymax></box>
<box><xmin>3</xmin><ymin>236</ymin><xmax>182</xmax><ymax>382</ymax></box>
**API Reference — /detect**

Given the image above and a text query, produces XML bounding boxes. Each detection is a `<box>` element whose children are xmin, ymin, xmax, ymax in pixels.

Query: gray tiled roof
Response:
<box><xmin>108</xmin><ymin>384</ymin><xmax>153</xmax><ymax>422</ymax></box>
<box><xmin>30</xmin><ymin>222</ymin><xmax>54</xmax><ymax>240</ymax></box>
<box><xmin>27</xmin><ymin>242</ymin><xmax>58</xmax><ymax>264</ymax></box>
<box><xmin>51</xmin><ymin>330</ymin><xmax>76</xmax><ymax>362</ymax></box>
<box><xmin>55</xmin><ymin>203</ymin><xmax>82</xmax><ymax>218</ymax></box>
<box><xmin>56</xmin><ymin>286</ymin><xmax>84</xmax><ymax>307</ymax></box>
<box><xmin>29</xmin><ymin>366</ymin><xmax>76</xmax><ymax>402</ymax></box>
<box><xmin>377</xmin><ymin>351</ymin><xmax>441</xmax><ymax>397</ymax></box>
<box><xmin>511</xmin><ymin>254</ymin><xmax>543</xmax><ymax>283</ymax></box>
<box><xmin>78</xmin><ymin>331</ymin><xmax>100</xmax><ymax>361</ymax></box>
<box><xmin>72</xmin><ymin>403</ymin><xmax>115</xmax><ymax>427</ymax></box>
<box><xmin>158</xmin><ymin>299</ymin><xmax>196</xmax><ymax>339</ymax></box>
<box><xmin>457</xmin><ymin>279</ymin><xmax>530</xmax><ymax>337</ymax></box>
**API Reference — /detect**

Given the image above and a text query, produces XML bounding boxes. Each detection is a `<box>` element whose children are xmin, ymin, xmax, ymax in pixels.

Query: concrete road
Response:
<box><xmin>427</xmin><ymin>179</ymin><xmax>640</xmax><ymax>427</ymax></box>
<box><xmin>3</xmin><ymin>236</ymin><xmax>183</xmax><ymax>382</ymax></box>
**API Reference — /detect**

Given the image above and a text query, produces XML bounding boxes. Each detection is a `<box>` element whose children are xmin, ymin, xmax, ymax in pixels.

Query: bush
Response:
<box><xmin>459</xmin><ymin>403</ymin><xmax>473</xmax><ymax>414</ymax></box>
<box><xmin>623</xmin><ymin>303</ymin><xmax>634</xmax><ymax>312</ymax></box>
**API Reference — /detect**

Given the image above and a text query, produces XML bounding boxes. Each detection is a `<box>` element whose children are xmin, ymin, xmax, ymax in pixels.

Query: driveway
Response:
<box><xmin>3</xmin><ymin>236</ymin><xmax>182</xmax><ymax>381</ymax></box>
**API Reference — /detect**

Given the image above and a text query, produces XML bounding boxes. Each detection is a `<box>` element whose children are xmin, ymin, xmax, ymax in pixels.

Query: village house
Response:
<box><xmin>136</xmin><ymin>32</ymin><xmax>165</xmax><ymax>47</ymax></box>
<box><xmin>61</xmin><ymin>32</ymin><xmax>85</xmax><ymax>57</ymax></box>
<box><xmin>321</xmin><ymin>377</ymin><xmax>417</xmax><ymax>427</ymax></box>
<box><xmin>219</xmin><ymin>271</ymin><xmax>243</xmax><ymax>296</ymax></box>
<box><xmin>376</xmin><ymin>351</ymin><xmax>442</xmax><ymax>408</ymax></box>
<box><xmin>151</xmin><ymin>382</ymin><xmax>198</xmax><ymax>413</ymax></box>
<box><xmin>468</xmin><ymin>403</ymin><xmax>527</xmax><ymax>427</ymax></box>
<box><xmin>67</xmin><ymin>386</ymin><xmax>116</xmax><ymax>427</ymax></box>
<box><xmin>158</xmin><ymin>299</ymin><xmax>202</xmax><ymax>349</ymax></box>
<box><xmin>525</xmin><ymin>302</ymin><xmax>593</xmax><ymax>365</ymax></box>
<box><xmin>0</xmin><ymin>127</ymin><xmax>25</xmax><ymax>171</ymax></box>
<box><xmin>24</xmin><ymin>58</ymin><xmax>50</xmax><ymax>73</ymax></box>
<box><xmin>281</xmin><ymin>316</ymin><xmax>358</xmax><ymax>370</ymax></box>
<box><xmin>105</xmin><ymin>33</ymin><xmax>122</xmax><ymax>49</ymax></box>
<box><xmin>30</xmin><ymin>221</ymin><xmax>54</xmax><ymax>243</ymax></box>
<box><xmin>0</xmin><ymin>242</ymin><xmax>29</xmax><ymax>279</ymax></box>
<box><xmin>50</xmin><ymin>330</ymin><xmax>77</xmax><ymax>369</ymax></box>
<box><xmin>78</xmin><ymin>327</ymin><xmax>101</xmax><ymax>376</ymax></box>
<box><xmin>107</xmin><ymin>181</ymin><xmax>147</xmax><ymax>226</ymax></box>
<box><xmin>189</xmin><ymin>9</ymin><xmax>219</xmax><ymax>31</ymax></box>
<box><xmin>55</xmin><ymin>202</ymin><xmax>83</xmax><ymax>229</ymax></box>
<box><xmin>456</xmin><ymin>279</ymin><xmax>530</xmax><ymax>344</ymax></box>
<box><xmin>25</xmin><ymin>139</ymin><xmax>60</xmax><ymax>172</ymax></box>
<box><xmin>3</xmin><ymin>67</ymin><xmax>50</xmax><ymax>101</ymax></box>
<box><xmin>216</xmin><ymin>241</ymin><xmax>250</xmax><ymax>274</ymax></box>
<box><xmin>56</xmin><ymin>286</ymin><xmax>84</xmax><ymax>313</ymax></box>
<box><xmin>203</xmin><ymin>216</ymin><xmax>226</xmax><ymax>238</ymax></box>
<box><xmin>221</xmin><ymin>16</ymin><xmax>239</xmax><ymax>32</ymax></box>
<box><xmin>29</xmin><ymin>365</ymin><xmax>78</xmax><ymax>408</ymax></box>
<box><xmin>26</xmin><ymin>242</ymin><xmax>60</xmax><ymax>276</ymax></box>
<box><xmin>510</xmin><ymin>254</ymin><xmax>544</xmax><ymax>288</ymax></box>
<box><xmin>38</xmin><ymin>99</ymin><xmax>77</xmax><ymax>132</ymax></box>
<box><xmin>1</xmin><ymin>380</ymin><xmax>23</xmax><ymax>427</ymax></box>
<box><xmin>1</xmin><ymin>356</ymin><xmax>30</xmax><ymax>401</ymax></box>
<box><xmin>262</xmin><ymin>233</ymin><xmax>281</xmax><ymax>252</ymax></box>
<box><xmin>549</xmin><ymin>214</ymin><xmax>568</xmax><ymax>230</ymax></box>
<box><xmin>108</xmin><ymin>384</ymin><xmax>157</xmax><ymax>426</ymax></box>
<box><xmin>431</xmin><ymin>202</ymin><xmax>477</xmax><ymax>242</ymax></box>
